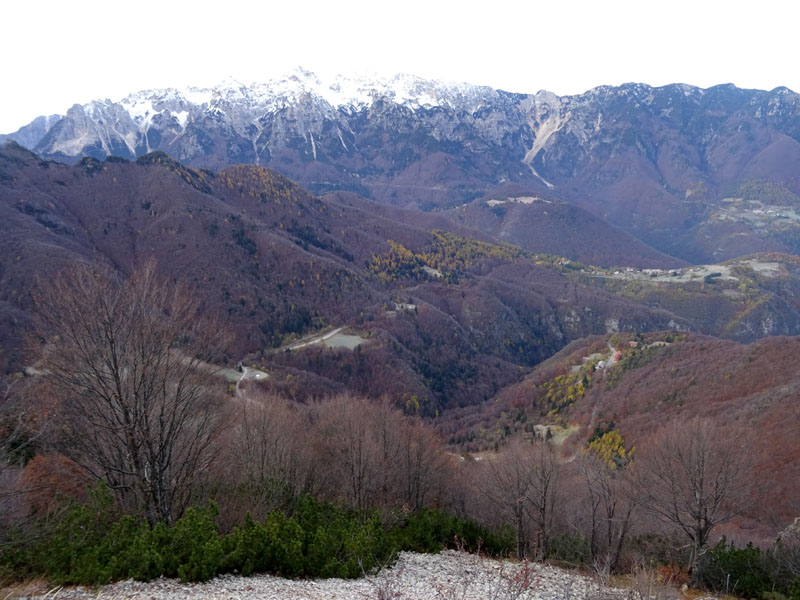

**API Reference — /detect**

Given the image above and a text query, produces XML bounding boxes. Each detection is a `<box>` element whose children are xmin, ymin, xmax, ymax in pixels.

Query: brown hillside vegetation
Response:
<box><xmin>447</xmin><ymin>332</ymin><xmax>800</xmax><ymax>535</ymax></box>
<box><xmin>447</xmin><ymin>194</ymin><xmax>688</xmax><ymax>269</ymax></box>
<box><xmin>0</xmin><ymin>142</ymin><xmax>696</xmax><ymax>413</ymax></box>
<box><xmin>2</xmin><ymin>144</ymin><xmax>798</xmax><ymax>540</ymax></box>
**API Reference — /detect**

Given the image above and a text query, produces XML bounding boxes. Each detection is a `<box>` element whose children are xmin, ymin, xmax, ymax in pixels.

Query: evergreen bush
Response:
<box><xmin>0</xmin><ymin>493</ymin><xmax>511</xmax><ymax>586</ymax></box>
<box><xmin>699</xmin><ymin>539</ymin><xmax>774</xmax><ymax>598</ymax></box>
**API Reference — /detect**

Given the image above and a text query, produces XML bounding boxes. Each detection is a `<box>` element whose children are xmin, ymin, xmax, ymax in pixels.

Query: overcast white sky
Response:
<box><xmin>1</xmin><ymin>0</ymin><xmax>798</xmax><ymax>133</ymax></box>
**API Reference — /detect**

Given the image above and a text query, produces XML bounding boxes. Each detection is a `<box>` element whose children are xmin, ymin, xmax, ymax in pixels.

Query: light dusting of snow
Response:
<box><xmin>309</xmin><ymin>131</ymin><xmax>317</xmax><ymax>160</ymax></box>
<box><xmin>135</xmin><ymin>67</ymin><xmax>495</xmax><ymax>115</ymax></box>
<box><xmin>31</xmin><ymin>67</ymin><xmax>504</xmax><ymax>154</ymax></box>
<box><xmin>174</xmin><ymin>110</ymin><xmax>189</xmax><ymax>128</ymax></box>
<box><xmin>177</xmin><ymin>87</ymin><xmax>210</xmax><ymax>106</ymax></box>
<box><xmin>123</xmin><ymin>98</ymin><xmax>155</xmax><ymax>123</ymax></box>
<box><xmin>249</xmin><ymin>68</ymin><xmax>468</xmax><ymax>111</ymax></box>
<box><xmin>336</xmin><ymin>129</ymin><xmax>348</xmax><ymax>151</ymax></box>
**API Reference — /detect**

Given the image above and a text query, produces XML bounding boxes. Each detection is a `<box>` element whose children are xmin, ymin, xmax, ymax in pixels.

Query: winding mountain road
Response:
<box><xmin>234</xmin><ymin>366</ymin><xmax>268</xmax><ymax>394</ymax></box>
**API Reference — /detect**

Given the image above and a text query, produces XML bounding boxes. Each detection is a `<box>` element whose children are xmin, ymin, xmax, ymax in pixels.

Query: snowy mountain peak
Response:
<box><xmin>222</xmin><ymin>67</ymin><xmax>491</xmax><ymax>111</ymax></box>
<box><xmin>108</xmin><ymin>68</ymin><xmax>493</xmax><ymax>116</ymax></box>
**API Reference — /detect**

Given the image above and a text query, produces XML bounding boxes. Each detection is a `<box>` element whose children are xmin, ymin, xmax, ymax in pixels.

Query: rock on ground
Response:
<box><xmin>25</xmin><ymin>550</ymin><xmax>715</xmax><ymax>600</ymax></box>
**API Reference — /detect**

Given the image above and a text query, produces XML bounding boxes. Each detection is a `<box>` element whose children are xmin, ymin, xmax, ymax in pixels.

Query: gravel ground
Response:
<box><xmin>22</xmin><ymin>551</ymin><xmax>714</xmax><ymax>600</ymax></box>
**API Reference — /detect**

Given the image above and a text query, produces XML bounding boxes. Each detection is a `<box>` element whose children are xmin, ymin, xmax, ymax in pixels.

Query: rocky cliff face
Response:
<box><xmin>6</xmin><ymin>71</ymin><xmax>800</xmax><ymax>261</ymax></box>
<box><xmin>525</xmin><ymin>84</ymin><xmax>800</xmax><ymax>238</ymax></box>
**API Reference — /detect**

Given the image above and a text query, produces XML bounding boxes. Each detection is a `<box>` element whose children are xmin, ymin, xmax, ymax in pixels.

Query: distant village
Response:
<box><xmin>582</xmin><ymin>264</ymin><xmax>729</xmax><ymax>284</ymax></box>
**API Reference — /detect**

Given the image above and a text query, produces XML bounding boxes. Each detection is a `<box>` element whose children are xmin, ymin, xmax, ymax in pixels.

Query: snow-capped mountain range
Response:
<box><xmin>6</xmin><ymin>68</ymin><xmax>502</xmax><ymax>161</ymax></box>
<box><xmin>5</xmin><ymin>68</ymin><xmax>800</xmax><ymax>263</ymax></box>
<box><xmin>121</xmin><ymin>68</ymin><xmax>496</xmax><ymax>117</ymax></box>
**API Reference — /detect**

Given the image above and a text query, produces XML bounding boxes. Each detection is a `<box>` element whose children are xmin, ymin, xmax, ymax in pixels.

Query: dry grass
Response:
<box><xmin>0</xmin><ymin>579</ymin><xmax>57</xmax><ymax>600</ymax></box>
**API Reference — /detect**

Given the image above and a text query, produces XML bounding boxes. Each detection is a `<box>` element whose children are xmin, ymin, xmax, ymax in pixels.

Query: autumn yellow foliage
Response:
<box><xmin>588</xmin><ymin>430</ymin><xmax>634</xmax><ymax>470</ymax></box>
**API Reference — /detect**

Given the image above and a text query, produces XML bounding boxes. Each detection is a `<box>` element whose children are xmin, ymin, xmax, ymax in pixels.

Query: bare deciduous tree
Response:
<box><xmin>0</xmin><ymin>389</ymin><xmax>28</xmax><ymax>534</ymax></box>
<box><xmin>576</xmin><ymin>451</ymin><xmax>635</xmax><ymax>574</ymax></box>
<box><xmin>398</xmin><ymin>419</ymin><xmax>447</xmax><ymax>511</ymax></box>
<box><xmin>314</xmin><ymin>394</ymin><xmax>380</xmax><ymax>512</ymax></box>
<box><xmin>227</xmin><ymin>391</ymin><xmax>317</xmax><ymax>519</ymax></box>
<box><xmin>573</xmin><ymin>430</ymin><xmax>636</xmax><ymax>574</ymax></box>
<box><xmin>635</xmin><ymin>418</ymin><xmax>755</xmax><ymax>584</ymax></box>
<box><xmin>482</xmin><ymin>437</ymin><xmax>559</xmax><ymax>559</ymax></box>
<box><xmin>312</xmin><ymin>394</ymin><xmax>446</xmax><ymax>513</ymax></box>
<box><xmin>33</xmin><ymin>260</ymin><xmax>229</xmax><ymax>525</ymax></box>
